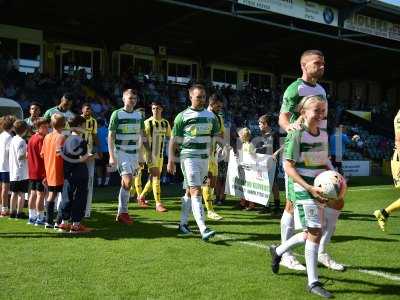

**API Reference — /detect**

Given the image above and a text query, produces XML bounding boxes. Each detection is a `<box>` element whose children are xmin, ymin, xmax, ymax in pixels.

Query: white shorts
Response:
<box><xmin>116</xmin><ymin>151</ymin><xmax>139</xmax><ymax>176</ymax></box>
<box><xmin>294</xmin><ymin>201</ymin><xmax>322</xmax><ymax>230</ymax></box>
<box><xmin>181</xmin><ymin>158</ymin><xmax>209</xmax><ymax>188</ymax></box>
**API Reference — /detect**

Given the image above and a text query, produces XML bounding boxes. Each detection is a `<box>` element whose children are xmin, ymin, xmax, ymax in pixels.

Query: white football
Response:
<box><xmin>314</xmin><ymin>170</ymin><xmax>346</xmax><ymax>200</ymax></box>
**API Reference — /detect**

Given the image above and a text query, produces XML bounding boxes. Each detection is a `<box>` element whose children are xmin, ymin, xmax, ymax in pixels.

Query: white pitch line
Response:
<box><xmin>217</xmin><ymin>234</ymin><xmax>400</xmax><ymax>282</ymax></box>
<box><xmin>217</xmin><ymin>234</ymin><xmax>266</xmax><ymax>249</ymax></box>
<box><xmin>140</xmin><ymin>220</ymin><xmax>400</xmax><ymax>282</ymax></box>
<box><xmin>358</xmin><ymin>269</ymin><xmax>400</xmax><ymax>281</ymax></box>
<box><xmin>347</xmin><ymin>186</ymin><xmax>393</xmax><ymax>192</ymax></box>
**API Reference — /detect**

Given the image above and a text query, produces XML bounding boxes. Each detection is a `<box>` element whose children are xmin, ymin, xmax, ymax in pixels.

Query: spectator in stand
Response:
<box><xmin>90</xmin><ymin>98</ymin><xmax>103</xmax><ymax>117</ymax></box>
<box><xmin>100</xmin><ymin>96</ymin><xmax>112</xmax><ymax>117</ymax></box>
<box><xmin>0</xmin><ymin>80</ymin><xmax>5</xmax><ymax>97</ymax></box>
<box><xmin>24</xmin><ymin>73</ymin><xmax>36</xmax><ymax>91</ymax></box>
<box><xmin>9</xmin><ymin>120</ymin><xmax>29</xmax><ymax>219</ymax></box>
<box><xmin>96</xmin><ymin>119</ymin><xmax>110</xmax><ymax>186</ymax></box>
<box><xmin>17</xmin><ymin>92</ymin><xmax>30</xmax><ymax>112</ymax></box>
<box><xmin>237</xmin><ymin>127</ymin><xmax>257</xmax><ymax>211</ymax></box>
<box><xmin>4</xmin><ymin>82</ymin><xmax>17</xmax><ymax>98</ymax></box>
<box><xmin>254</xmin><ymin>114</ymin><xmax>282</xmax><ymax>215</ymax></box>
<box><xmin>0</xmin><ymin>115</ymin><xmax>16</xmax><ymax>217</ymax></box>
<box><xmin>177</xmin><ymin>87</ymin><xmax>187</xmax><ymax>107</ymax></box>
<box><xmin>329</xmin><ymin>124</ymin><xmax>359</xmax><ymax>175</ymax></box>
<box><xmin>214</xmin><ymin>142</ymin><xmax>229</xmax><ymax>206</ymax></box>
<box><xmin>0</xmin><ymin>50</ymin><xmax>8</xmax><ymax>79</ymax></box>
<box><xmin>27</xmin><ymin>118</ymin><xmax>49</xmax><ymax>225</ymax></box>
<box><xmin>335</xmin><ymin>102</ymin><xmax>345</xmax><ymax>124</ymax></box>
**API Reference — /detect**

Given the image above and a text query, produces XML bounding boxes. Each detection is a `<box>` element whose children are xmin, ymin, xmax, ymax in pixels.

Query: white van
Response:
<box><xmin>0</xmin><ymin>98</ymin><xmax>23</xmax><ymax>119</ymax></box>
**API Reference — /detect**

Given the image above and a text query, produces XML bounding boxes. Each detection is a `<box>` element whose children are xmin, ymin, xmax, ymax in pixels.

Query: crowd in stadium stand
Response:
<box><xmin>0</xmin><ymin>63</ymin><xmax>395</xmax><ymax>166</ymax></box>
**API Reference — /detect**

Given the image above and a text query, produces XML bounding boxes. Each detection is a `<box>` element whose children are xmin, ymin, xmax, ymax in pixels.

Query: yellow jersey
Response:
<box><xmin>394</xmin><ymin>110</ymin><xmax>400</xmax><ymax>137</ymax></box>
<box><xmin>82</xmin><ymin>115</ymin><xmax>97</xmax><ymax>153</ymax></box>
<box><xmin>210</xmin><ymin>112</ymin><xmax>225</xmax><ymax>160</ymax></box>
<box><xmin>144</xmin><ymin>117</ymin><xmax>171</xmax><ymax>160</ymax></box>
<box><xmin>242</xmin><ymin>141</ymin><xmax>256</xmax><ymax>155</ymax></box>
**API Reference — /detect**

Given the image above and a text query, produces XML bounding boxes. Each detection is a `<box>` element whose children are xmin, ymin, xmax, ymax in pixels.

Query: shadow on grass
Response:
<box><xmin>332</xmin><ymin>235</ymin><xmax>398</xmax><ymax>243</ymax></box>
<box><xmin>215</xmin><ymin>230</ymin><xmax>280</xmax><ymax>243</ymax></box>
<box><xmin>279</xmin><ymin>273</ymin><xmax>400</xmax><ymax>297</ymax></box>
<box><xmin>0</xmin><ymin>209</ymin><xmax>281</xmax><ymax>246</ymax></box>
<box><xmin>346</xmin><ymin>265</ymin><xmax>400</xmax><ymax>274</ymax></box>
<box><xmin>0</xmin><ymin>211</ymin><xmax>182</xmax><ymax>241</ymax></box>
<box><xmin>329</xmin><ymin>277</ymin><xmax>400</xmax><ymax>296</ymax></box>
<box><xmin>339</xmin><ymin>211</ymin><xmax>379</xmax><ymax>222</ymax></box>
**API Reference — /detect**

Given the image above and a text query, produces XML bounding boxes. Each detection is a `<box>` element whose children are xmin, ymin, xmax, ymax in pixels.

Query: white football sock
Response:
<box><xmin>38</xmin><ymin>211</ymin><xmax>45</xmax><ymax>220</ymax></box>
<box><xmin>118</xmin><ymin>187</ymin><xmax>130</xmax><ymax>214</ymax></box>
<box><xmin>319</xmin><ymin>207</ymin><xmax>340</xmax><ymax>255</ymax></box>
<box><xmin>276</xmin><ymin>232</ymin><xmax>306</xmax><ymax>256</ymax></box>
<box><xmin>281</xmin><ymin>210</ymin><xmax>294</xmax><ymax>256</ymax></box>
<box><xmin>28</xmin><ymin>209</ymin><xmax>37</xmax><ymax>219</ymax></box>
<box><xmin>105</xmin><ymin>177</ymin><xmax>110</xmax><ymax>185</ymax></box>
<box><xmin>305</xmin><ymin>240</ymin><xmax>319</xmax><ymax>286</ymax></box>
<box><xmin>191</xmin><ymin>196</ymin><xmax>206</xmax><ymax>234</ymax></box>
<box><xmin>180</xmin><ymin>195</ymin><xmax>192</xmax><ymax>226</ymax></box>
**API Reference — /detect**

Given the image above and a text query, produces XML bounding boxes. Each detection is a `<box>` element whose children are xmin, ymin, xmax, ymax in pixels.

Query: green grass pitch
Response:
<box><xmin>0</xmin><ymin>176</ymin><xmax>399</xmax><ymax>299</ymax></box>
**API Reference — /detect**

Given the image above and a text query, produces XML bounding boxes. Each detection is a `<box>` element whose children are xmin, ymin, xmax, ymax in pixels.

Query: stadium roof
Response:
<box><xmin>370</xmin><ymin>0</ymin><xmax>400</xmax><ymax>16</ymax></box>
<box><xmin>1</xmin><ymin>0</ymin><xmax>400</xmax><ymax>81</ymax></box>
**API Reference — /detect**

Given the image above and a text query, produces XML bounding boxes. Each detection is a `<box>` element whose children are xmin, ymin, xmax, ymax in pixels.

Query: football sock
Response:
<box><xmin>305</xmin><ymin>240</ymin><xmax>319</xmax><ymax>286</ymax></box>
<box><xmin>208</xmin><ymin>187</ymin><xmax>215</xmax><ymax>209</ymax></box>
<box><xmin>28</xmin><ymin>209</ymin><xmax>37</xmax><ymax>220</ymax></box>
<box><xmin>9</xmin><ymin>194</ymin><xmax>16</xmax><ymax>211</ymax></box>
<box><xmin>104</xmin><ymin>177</ymin><xmax>110</xmax><ymax>185</ymax></box>
<box><xmin>45</xmin><ymin>201</ymin><xmax>55</xmax><ymax>224</ymax></box>
<box><xmin>281</xmin><ymin>210</ymin><xmax>294</xmax><ymax>243</ymax></box>
<box><xmin>141</xmin><ymin>179</ymin><xmax>152</xmax><ymax>198</ymax></box>
<box><xmin>129</xmin><ymin>184</ymin><xmax>136</xmax><ymax>197</ymax></box>
<box><xmin>180</xmin><ymin>195</ymin><xmax>191</xmax><ymax>226</ymax></box>
<box><xmin>276</xmin><ymin>232</ymin><xmax>306</xmax><ymax>256</ymax></box>
<box><xmin>17</xmin><ymin>195</ymin><xmax>25</xmax><ymax>213</ymax></box>
<box><xmin>319</xmin><ymin>207</ymin><xmax>340</xmax><ymax>255</ymax></box>
<box><xmin>202</xmin><ymin>186</ymin><xmax>214</xmax><ymax>212</ymax></box>
<box><xmin>385</xmin><ymin>198</ymin><xmax>400</xmax><ymax>216</ymax></box>
<box><xmin>191</xmin><ymin>196</ymin><xmax>206</xmax><ymax>234</ymax></box>
<box><xmin>118</xmin><ymin>187</ymin><xmax>130</xmax><ymax>214</ymax></box>
<box><xmin>38</xmin><ymin>211</ymin><xmax>44</xmax><ymax>220</ymax></box>
<box><xmin>134</xmin><ymin>174</ymin><xmax>142</xmax><ymax>196</ymax></box>
<box><xmin>152</xmin><ymin>177</ymin><xmax>161</xmax><ymax>205</ymax></box>
<box><xmin>274</xmin><ymin>199</ymin><xmax>280</xmax><ymax>210</ymax></box>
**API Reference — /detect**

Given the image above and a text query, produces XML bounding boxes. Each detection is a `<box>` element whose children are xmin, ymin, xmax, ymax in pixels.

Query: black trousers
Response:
<box><xmin>59</xmin><ymin>162</ymin><xmax>89</xmax><ymax>223</ymax></box>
